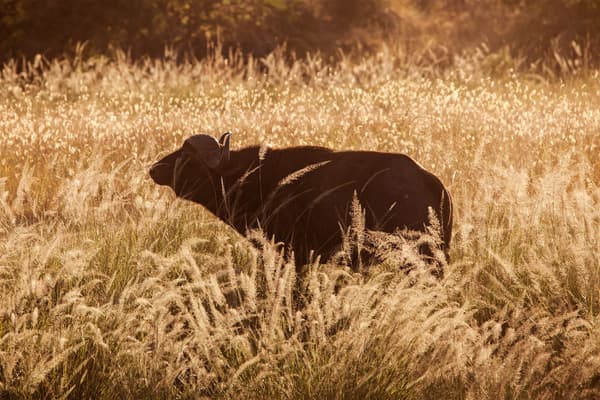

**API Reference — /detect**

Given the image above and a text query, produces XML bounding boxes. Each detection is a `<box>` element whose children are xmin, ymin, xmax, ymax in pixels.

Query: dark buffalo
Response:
<box><xmin>149</xmin><ymin>132</ymin><xmax>452</xmax><ymax>269</ymax></box>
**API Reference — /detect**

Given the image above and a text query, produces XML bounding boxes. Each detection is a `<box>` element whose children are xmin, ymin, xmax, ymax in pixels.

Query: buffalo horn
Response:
<box><xmin>219</xmin><ymin>132</ymin><xmax>231</xmax><ymax>166</ymax></box>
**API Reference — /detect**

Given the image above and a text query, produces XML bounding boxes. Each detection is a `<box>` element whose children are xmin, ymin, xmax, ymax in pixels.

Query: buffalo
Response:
<box><xmin>149</xmin><ymin>132</ymin><xmax>452</xmax><ymax>270</ymax></box>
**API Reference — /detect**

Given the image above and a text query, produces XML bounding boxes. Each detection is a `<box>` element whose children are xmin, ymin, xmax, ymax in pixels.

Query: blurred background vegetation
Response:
<box><xmin>1</xmin><ymin>0</ymin><xmax>600</xmax><ymax>72</ymax></box>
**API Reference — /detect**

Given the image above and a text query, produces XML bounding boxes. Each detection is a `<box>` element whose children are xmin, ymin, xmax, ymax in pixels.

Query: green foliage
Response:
<box><xmin>0</xmin><ymin>0</ymin><xmax>396</xmax><ymax>63</ymax></box>
<box><xmin>2</xmin><ymin>0</ymin><xmax>600</xmax><ymax>70</ymax></box>
<box><xmin>498</xmin><ymin>0</ymin><xmax>600</xmax><ymax>69</ymax></box>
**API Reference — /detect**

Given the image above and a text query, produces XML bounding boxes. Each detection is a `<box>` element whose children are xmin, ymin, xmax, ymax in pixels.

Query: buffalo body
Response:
<box><xmin>150</xmin><ymin>133</ymin><xmax>452</xmax><ymax>268</ymax></box>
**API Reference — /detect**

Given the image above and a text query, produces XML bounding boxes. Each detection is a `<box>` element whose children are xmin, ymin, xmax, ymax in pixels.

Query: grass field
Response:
<box><xmin>1</xmin><ymin>51</ymin><xmax>600</xmax><ymax>399</ymax></box>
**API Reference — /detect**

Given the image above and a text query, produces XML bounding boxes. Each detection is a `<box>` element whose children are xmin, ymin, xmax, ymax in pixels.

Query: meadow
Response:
<box><xmin>1</xmin><ymin>50</ymin><xmax>599</xmax><ymax>399</ymax></box>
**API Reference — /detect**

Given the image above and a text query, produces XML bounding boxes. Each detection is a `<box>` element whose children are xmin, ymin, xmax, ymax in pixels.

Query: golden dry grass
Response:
<box><xmin>1</xmin><ymin>50</ymin><xmax>600</xmax><ymax>399</ymax></box>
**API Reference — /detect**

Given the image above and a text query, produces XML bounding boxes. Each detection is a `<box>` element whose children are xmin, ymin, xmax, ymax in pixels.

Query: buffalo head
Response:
<box><xmin>149</xmin><ymin>132</ymin><xmax>232</xmax><ymax>204</ymax></box>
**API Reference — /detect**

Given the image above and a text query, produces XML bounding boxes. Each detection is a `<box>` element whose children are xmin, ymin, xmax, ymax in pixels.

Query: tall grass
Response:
<box><xmin>1</xmin><ymin>50</ymin><xmax>600</xmax><ymax>399</ymax></box>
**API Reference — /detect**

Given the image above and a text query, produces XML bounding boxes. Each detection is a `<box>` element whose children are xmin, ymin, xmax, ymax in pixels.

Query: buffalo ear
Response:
<box><xmin>183</xmin><ymin>134</ymin><xmax>222</xmax><ymax>169</ymax></box>
<box><xmin>183</xmin><ymin>133</ymin><xmax>231</xmax><ymax>170</ymax></box>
